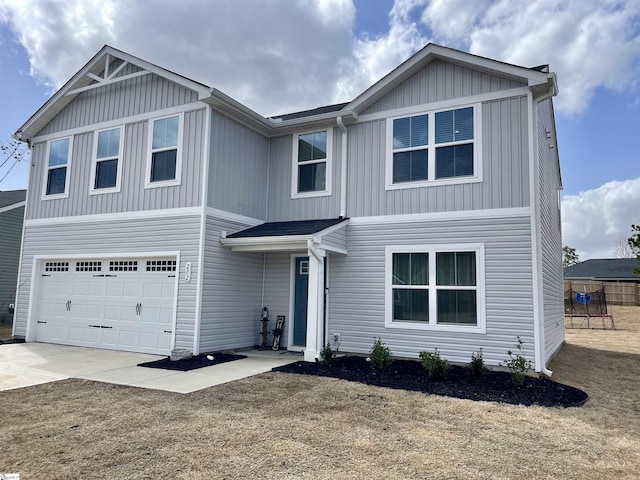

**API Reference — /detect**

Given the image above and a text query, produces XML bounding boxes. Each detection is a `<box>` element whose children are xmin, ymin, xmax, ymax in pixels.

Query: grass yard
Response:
<box><xmin>0</xmin><ymin>323</ymin><xmax>12</xmax><ymax>340</ymax></box>
<box><xmin>1</xmin><ymin>306</ymin><xmax>639</xmax><ymax>479</ymax></box>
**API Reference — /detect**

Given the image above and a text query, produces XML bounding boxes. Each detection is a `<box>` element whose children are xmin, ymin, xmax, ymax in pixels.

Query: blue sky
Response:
<box><xmin>1</xmin><ymin>0</ymin><xmax>639</xmax><ymax>258</ymax></box>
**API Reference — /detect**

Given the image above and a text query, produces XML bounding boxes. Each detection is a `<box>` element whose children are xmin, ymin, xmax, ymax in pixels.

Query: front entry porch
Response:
<box><xmin>221</xmin><ymin>218</ymin><xmax>348</xmax><ymax>362</ymax></box>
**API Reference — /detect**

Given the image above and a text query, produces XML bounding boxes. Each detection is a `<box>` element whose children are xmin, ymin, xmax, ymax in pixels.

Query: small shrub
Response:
<box><xmin>368</xmin><ymin>338</ymin><xmax>392</xmax><ymax>370</ymax></box>
<box><xmin>319</xmin><ymin>342</ymin><xmax>337</xmax><ymax>365</ymax></box>
<box><xmin>419</xmin><ymin>349</ymin><xmax>449</xmax><ymax>379</ymax></box>
<box><xmin>466</xmin><ymin>349</ymin><xmax>488</xmax><ymax>376</ymax></box>
<box><xmin>501</xmin><ymin>336</ymin><xmax>532</xmax><ymax>385</ymax></box>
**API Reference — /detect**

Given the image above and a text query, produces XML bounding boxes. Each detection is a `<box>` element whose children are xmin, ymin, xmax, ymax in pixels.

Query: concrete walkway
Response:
<box><xmin>0</xmin><ymin>343</ymin><xmax>297</xmax><ymax>394</ymax></box>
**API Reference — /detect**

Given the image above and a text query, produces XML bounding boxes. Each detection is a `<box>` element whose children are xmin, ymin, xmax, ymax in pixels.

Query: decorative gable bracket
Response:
<box><xmin>65</xmin><ymin>54</ymin><xmax>150</xmax><ymax>96</ymax></box>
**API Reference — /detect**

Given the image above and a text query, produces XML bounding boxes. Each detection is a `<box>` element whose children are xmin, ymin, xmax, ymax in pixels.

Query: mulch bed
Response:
<box><xmin>138</xmin><ymin>353</ymin><xmax>246</xmax><ymax>371</ymax></box>
<box><xmin>273</xmin><ymin>356</ymin><xmax>588</xmax><ymax>408</ymax></box>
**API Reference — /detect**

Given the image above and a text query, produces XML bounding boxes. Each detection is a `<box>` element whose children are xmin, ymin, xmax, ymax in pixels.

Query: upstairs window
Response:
<box><xmin>292</xmin><ymin>129</ymin><xmax>332</xmax><ymax>198</ymax></box>
<box><xmin>387</xmin><ymin>104</ymin><xmax>480</xmax><ymax>189</ymax></box>
<box><xmin>147</xmin><ymin>114</ymin><xmax>182</xmax><ymax>187</ymax></box>
<box><xmin>44</xmin><ymin>137</ymin><xmax>72</xmax><ymax>197</ymax></box>
<box><xmin>434</xmin><ymin>107</ymin><xmax>474</xmax><ymax>179</ymax></box>
<box><xmin>392</xmin><ymin>114</ymin><xmax>428</xmax><ymax>183</ymax></box>
<box><xmin>91</xmin><ymin>127</ymin><xmax>122</xmax><ymax>193</ymax></box>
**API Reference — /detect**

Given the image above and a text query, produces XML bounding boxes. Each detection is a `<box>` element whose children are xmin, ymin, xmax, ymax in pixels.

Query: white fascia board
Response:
<box><xmin>25</xmin><ymin>206</ymin><xmax>202</xmax><ymax>227</ymax></box>
<box><xmin>0</xmin><ymin>201</ymin><xmax>26</xmax><ymax>214</ymax></box>
<box><xmin>350</xmin><ymin>207</ymin><xmax>531</xmax><ymax>226</ymax></box>
<box><xmin>221</xmin><ymin>235</ymin><xmax>312</xmax><ymax>249</ymax></box>
<box><xmin>32</xmin><ymin>250</ymin><xmax>181</xmax><ymax>261</ymax></box>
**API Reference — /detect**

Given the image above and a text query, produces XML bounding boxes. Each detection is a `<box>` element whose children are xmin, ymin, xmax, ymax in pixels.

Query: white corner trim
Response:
<box><xmin>25</xmin><ymin>206</ymin><xmax>202</xmax><ymax>227</ymax></box>
<box><xmin>205</xmin><ymin>207</ymin><xmax>264</xmax><ymax>226</ymax></box>
<box><xmin>0</xmin><ymin>201</ymin><xmax>26</xmax><ymax>214</ymax></box>
<box><xmin>349</xmin><ymin>207</ymin><xmax>531</xmax><ymax>226</ymax></box>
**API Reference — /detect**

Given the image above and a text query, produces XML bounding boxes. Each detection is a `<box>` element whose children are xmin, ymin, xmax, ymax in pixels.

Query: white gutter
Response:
<box><xmin>530</xmin><ymin>85</ymin><xmax>557</xmax><ymax>378</ymax></box>
<box><xmin>337</xmin><ymin>116</ymin><xmax>348</xmax><ymax>218</ymax></box>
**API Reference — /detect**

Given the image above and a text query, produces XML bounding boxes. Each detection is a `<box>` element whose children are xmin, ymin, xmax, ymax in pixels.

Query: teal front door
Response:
<box><xmin>293</xmin><ymin>257</ymin><xmax>309</xmax><ymax>346</ymax></box>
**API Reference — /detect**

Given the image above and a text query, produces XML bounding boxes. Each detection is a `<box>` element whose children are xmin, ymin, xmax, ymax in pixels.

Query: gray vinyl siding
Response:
<box><xmin>14</xmin><ymin>214</ymin><xmax>200</xmax><ymax>349</ymax></box>
<box><xmin>262</xmin><ymin>252</ymin><xmax>293</xmax><ymax>349</ymax></box>
<box><xmin>328</xmin><ymin>216</ymin><xmax>535</xmax><ymax>367</ymax></box>
<box><xmin>321</xmin><ymin>227</ymin><xmax>347</xmax><ymax>252</ymax></box>
<box><xmin>537</xmin><ymin>99</ymin><xmax>564</xmax><ymax>361</ymax></box>
<box><xmin>362</xmin><ymin>59</ymin><xmax>526</xmax><ymax>115</ymax></box>
<box><xmin>26</xmin><ymin>108</ymin><xmax>206</xmax><ymax>220</ymax></box>
<box><xmin>199</xmin><ymin>215</ymin><xmax>263</xmax><ymax>352</ymax></box>
<box><xmin>38</xmin><ymin>71</ymin><xmax>200</xmax><ymax>136</ymax></box>
<box><xmin>347</xmin><ymin>96</ymin><xmax>530</xmax><ymax>217</ymax></box>
<box><xmin>208</xmin><ymin>110</ymin><xmax>269</xmax><ymax>220</ymax></box>
<box><xmin>0</xmin><ymin>206</ymin><xmax>24</xmax><ymax>324</ymax></box>
<box><xmin>266</xmin><ymin>129</ymin><xmax>342</xmax><ymax>222</ymax></box>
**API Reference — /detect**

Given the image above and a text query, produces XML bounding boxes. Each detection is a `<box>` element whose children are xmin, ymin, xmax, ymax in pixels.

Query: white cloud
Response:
<box><xmin>561</xmin><ymin>178</ymin><xmax>640</xmax><ymax>259</ymax></box>
<box><xmin>0</xmin><ymin>0</ymin><xmax>358</xmax><ymax>116</ymax></box>
<box><xmin>1</xmin><ymin>0</ymin><xmax>639</xmax><ymax>117</ymax></box>
<box><xmin>418</xmin><ymin>0</ymin><xmax>640</xmax><ymax>115</ymax></box>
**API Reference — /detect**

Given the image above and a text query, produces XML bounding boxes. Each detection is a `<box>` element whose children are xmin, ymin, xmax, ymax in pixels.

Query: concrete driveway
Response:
<box><xmin>0</xmin><ymin>343</ymin><xmax>296</xmax><ymax>394</ymax></box>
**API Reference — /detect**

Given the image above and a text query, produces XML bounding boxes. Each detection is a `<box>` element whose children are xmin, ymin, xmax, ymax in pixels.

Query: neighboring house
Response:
<box><xmin>0</xmin><ymin>189</ymin><xmax>26</xmax><ymax>326</ymax></box>
<box><xmin>12</xmin><ymin>43</ymin><xmax>563</xmax><ymax>373</ymax></box>
<box><xmin>564</xmin><ymin>259</ymin><xmax>640</xmax><ymax>283</ymax></box>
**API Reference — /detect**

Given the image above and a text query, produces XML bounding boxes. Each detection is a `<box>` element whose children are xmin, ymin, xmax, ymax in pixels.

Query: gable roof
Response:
<box><xmin>564</xmin><ymin>259</ymin><xmax>640</xmax><ymax>281</ymax></box>
<box><xmin>0</xmin><ymin>189</ymin><xmax>27</xmax><ymax>210</ymax></box>
<box><xmin>345</xmin><ymin>44</ymin><xmax>557</xmax><ymax>114</ymax></box>
<box><xmin>14</xmin><ymin>43</ymin><xmax>558</xmax><ymax>141</ymax></box>
<box><xmin>14</xmin><ymin>45</ymin><xmax>211</xmax><ymax>142</ymax></box>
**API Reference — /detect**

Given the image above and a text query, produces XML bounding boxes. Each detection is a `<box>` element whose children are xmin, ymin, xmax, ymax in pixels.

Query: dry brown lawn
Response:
<box><xmin>1</xmin><ymin>307</ymin><xmax>639</xmax><ymax>479</ymax></box>
<box><xmin>0</xmin><ymin>323</ymin><xmax>13</xmax><ymax>340</ymax></box>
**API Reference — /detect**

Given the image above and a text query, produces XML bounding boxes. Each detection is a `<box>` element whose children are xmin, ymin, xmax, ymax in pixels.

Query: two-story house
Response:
<box><xmin>12</xmin><ymin>43</ymin><xmax>563</xmax><ymax>373</ymax></box>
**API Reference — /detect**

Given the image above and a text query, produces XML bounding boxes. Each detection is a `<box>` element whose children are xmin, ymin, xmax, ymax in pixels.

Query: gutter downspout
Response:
<box><xmin>337</xmin><ymin>116</ymin><xmax>348</xmax><ymax>218</ymax></box>
<box><xmin>531</xmin><ymin>82</ymin><xmax>557</xmax><ymax>378</ymax></box>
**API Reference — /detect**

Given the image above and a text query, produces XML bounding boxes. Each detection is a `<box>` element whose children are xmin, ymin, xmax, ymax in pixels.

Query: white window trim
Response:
<box><xmin>385</xmin><ymin>103</ymin><xmax>483</xmax><ymax>191</ymax></box>
<box><xmin>89</xmin><ymin>126</ymin><xmax>124</xmax><ymax>195</ymax></box>
<box><xmin>145</xmin><ymin>112</ymin><xmax>184</xmax><ymax>189</ymax></box>
<box><xmin>291</xmin><ymin>128</ymin><xmax>333</xmax><ymax>199</ymax></box>
<box><xmin>41</xmin><ymin>135</ymin><xmax>73</xmax><ymax>200</ymax></box>
<box><xmin>384</xmin><ymin>243</ymin><xmax>486</xmax><ymax>333</ymax></box>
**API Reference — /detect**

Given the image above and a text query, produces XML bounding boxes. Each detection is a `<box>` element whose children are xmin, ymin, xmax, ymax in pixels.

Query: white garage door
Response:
<box><xmin>34</xmin><ymin>257</ymin><xmax>177</xmax><ymax>355</ymax></box>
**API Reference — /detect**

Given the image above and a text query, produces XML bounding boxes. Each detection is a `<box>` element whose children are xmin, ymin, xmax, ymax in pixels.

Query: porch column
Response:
<box><xmin>304</xmin><ymin>242</ymin><xmax>325</xmax><ymax>362</ymax></box>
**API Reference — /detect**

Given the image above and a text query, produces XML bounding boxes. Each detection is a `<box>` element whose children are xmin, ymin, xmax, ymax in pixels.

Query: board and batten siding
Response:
<box><xmin>361</xmin><ymin>59</ymin><xmax>526</xmax><ymax>115</ymax></box>
<box><xmin>347</xmin><ymin>96</ymin><xmax>530</xmax><ymax>217</ymax></box>
<box><xmin>328</xmin><ymin>216</ymin><xmax>535</xmax><ymax>366</ymax></box>
<box><xmin>199</xmin><ymin>215</ymin><xmax>263</xmax><ymax>352</ymax></box>
<box><xmin>14</xmin><ymin>214</ymin><xmax>200</xmax><ymax>350</ymax></box>
<box><xmin>0</xmin><ymin>206</ymin><xmax>24</xmax><ymax>324</ymax></box>
<box><xmin>38</xmin><ymin>70</ymin><xmax>200</xmax><ymax>136</ymax></box>
<box><xmin>26</xmin><ymin>108</ymin><xmax>206</xmax><ymax>220</ymax></box>
<box><xmin>537</xmin><ymin>99</ymin><xmax>565</xmax><ymax>361</ymax></box>
<box><xmin>208</xmin><ymin>110</ymin><xmax>269</xmax><ymax>220</ymax></box>
<box><xmin>262</xmin><ymin>252</ymin><xmax>293</xmax><ymax>349</ymax></box>
<box><xmin>266</xmin><ymin>129</ymin><xmax>342</xmax><ymax>222</ymax></box>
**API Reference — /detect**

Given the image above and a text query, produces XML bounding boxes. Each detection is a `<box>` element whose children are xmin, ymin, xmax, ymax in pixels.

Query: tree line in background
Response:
<box><xmin>563</xmin><ymin>224</ymin><xmax>640</xmax><ymax>277</ymax></box>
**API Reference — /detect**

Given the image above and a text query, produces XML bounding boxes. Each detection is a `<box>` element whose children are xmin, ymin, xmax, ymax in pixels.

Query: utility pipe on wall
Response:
<box><xmin>337</xmin><ymin>116</ymin><xmax>348</xmax><ymax>218</ymax></box>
